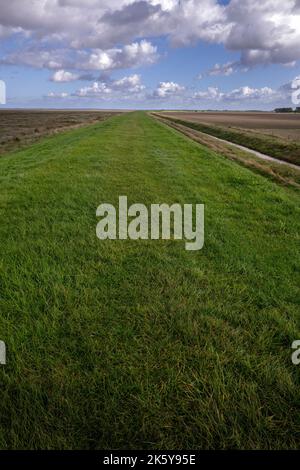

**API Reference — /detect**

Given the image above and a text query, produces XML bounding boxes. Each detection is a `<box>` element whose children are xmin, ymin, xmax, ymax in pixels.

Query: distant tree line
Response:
<box><xmin>274</xmin><ymin>107</ymin><xmax>300</xmax><ymax>113</ymax></box>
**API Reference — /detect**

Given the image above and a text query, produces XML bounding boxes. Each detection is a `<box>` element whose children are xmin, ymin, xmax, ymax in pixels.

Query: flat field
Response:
<box><xmin>0</xmin><ymin>112</ymin><xmax>299</xmax><ymax>449</ymax></box>
<box><xmin>0</xmin><ymin>110</ymin><xmax>121</xmax><ymax>155</ymax></box>
<box><xmin>163</xmin><ymin>111</ymin><xmax>300</xmax><ymax>140</ymax></box>
<box><xmin>160</xmin><ymin>112</ymin><xmax>300</xmax><ymax>166</ymax></box>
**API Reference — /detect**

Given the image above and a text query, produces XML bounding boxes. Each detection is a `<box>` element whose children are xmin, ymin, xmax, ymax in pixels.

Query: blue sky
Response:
<box><xmin>1</xmin><ymin>0</ymin><xmax>300</xmax><ymax>109</ymax></box>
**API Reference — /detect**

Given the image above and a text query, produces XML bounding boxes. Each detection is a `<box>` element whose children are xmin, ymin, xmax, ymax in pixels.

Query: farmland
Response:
<box><xmin>162</xmin><ymin>111</ymin><xmax>300</xmax><ymax>141</ymax></box>
<box><xmin>154</xmin><ymin>114</ymin><xmax>300</xmax><ymax>188</ymax></box>
<box><xmin>0</xmin><ymin>111</ymin><xmax>299</xmax><ymax>450</ymax></box>
<box><xmin>159</xmin><ymin>112</ymin><xmax>300</xmax><ymax>168</ymax></box>
<box><xmin>0</xmin><ymin>110</ymin><xmax>121</xmax><ymax>156</ymax></box>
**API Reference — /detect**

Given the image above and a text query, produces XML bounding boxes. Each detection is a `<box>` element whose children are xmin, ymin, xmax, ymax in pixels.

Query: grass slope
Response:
<box><xmin>0</xmin><ymin>112</ymin><xmax>299</xmax><ymax>450</ymax></box>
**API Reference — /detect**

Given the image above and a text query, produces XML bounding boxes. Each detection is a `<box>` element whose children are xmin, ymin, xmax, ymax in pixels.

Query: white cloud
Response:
<box><xmin>194</xmin><ymin>87</ymin><xmax>222</xmax><ymax>100</ymax></box>
<box><xmin>74</xmin><ymin>77</ymin><xmax>185</xmax><ymax>103</ymax></box>
<box><xmin>225</xmin><ymin>0</ymin><xmax>300</xmax><ymax>66</ymax></box>
<box><xmin>113</xmin><ymin>74</ymin><xmax>145</xmax><ymax>92</ymax></box>
<box><xmin>1</xmin><ymin>0</ymin><xmax>300</xmax><ymax>77</ymax></box>
<box><xmin>51</xmin><ymin>70</ymin><xmax>79</xmax><ymax>82</ymax></box>
<box><xmin>153</xmin><ymin>81</ymin><xmax>185</xmax><ymax>98</ymax></box>
<box><xmin>83</xmin><ymin>40</ymin><xmax>158</xmax><ymax>71</ymax></box>
<box><xmin>1</xmin><ymin>49</ymin><xmax>67</xmax><ymax>69</ymax></box>
<box><xmin>225</xmin><ymin>86</ymin><xmax>276</xmax><ymax>101</ymax></box>
<box><xmin>47</xmin><ymin>91</ymin><xmax>69</xmax><ymax>98</ymax></box>
<box><xmin>207</xmin><ymin>62</ymin><xmax>235</xmax><ymax>77</ymax></box>
<box><xmin>74</xmin><ymin>74</ymin><xmax>146</xmax><ymax>99</ymax></box>
<box><xmin>2</xmin><ymin>40</ymin><xmax>158</xmax><ymax>74</ymax></box>
<box><xmin>166</xmin><ymin>0</ymin><xmax>229</xmax><ymax>47</ymax></box>
<box><xmin>75</xmin><ymin>82</ymin><xmax>112</xmax><ymax>98</ymax></box>
<box><xmin>42</xmin><ymin>78</ymin><xmax>293</xmax><ymax>108</ymax></box>
<box><xmin>194</xmin><ymin>85</ymin><xmax>279</xmax><ymax>103</ymax></box>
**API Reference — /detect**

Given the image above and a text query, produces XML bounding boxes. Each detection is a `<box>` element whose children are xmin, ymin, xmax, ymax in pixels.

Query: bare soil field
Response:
<box><xmin>0</xmin><ymin>110</ymin><xmax>121</xmax><ymax>155</ymax></box>
<box><xmin>163</xmin><ymin>111</ymin><xmax>300</xmax><ymax>141</ymax></box>
<box><xmin>154</xmin><ymin>113</ymin><xmax>300</xmax><ymax>188</ymax></box>
<box><xmin>158</xmin><ymin>112</ymin><xmax>300</xmax><ymax>166</ymax></box>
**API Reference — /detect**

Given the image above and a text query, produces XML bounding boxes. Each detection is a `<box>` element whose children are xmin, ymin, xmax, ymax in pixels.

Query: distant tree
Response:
<box><xmin>274</xmin><ymin>108</ymin><xmax>294</xmax><ymax>113</ymax></box>
<box><xmin>295</xmin><ymin>107</ymin><xmax>300</xmax><ymax>113</ymax></box>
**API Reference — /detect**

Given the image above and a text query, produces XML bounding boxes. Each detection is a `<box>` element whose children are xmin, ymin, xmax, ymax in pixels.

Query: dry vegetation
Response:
<box><xmin>0</xmin><ymin>110</ymin><xmax>122</xmax><ymax>155</ymax></box>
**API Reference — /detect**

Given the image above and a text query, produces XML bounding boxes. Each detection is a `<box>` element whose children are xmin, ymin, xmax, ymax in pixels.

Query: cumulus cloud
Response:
<box><xmin>225</xmin><ymin>0</ymin><xmax>300</xmax><ymax>66</ymax></box>
<box><xmin>51</xmin><ymin>70</ymin><xmax>79</xmax><ymax>82</ymax></box>
<box><xmin>47</xmin><ymin>91</ymin><xmax>69</xmax><ymax>98</ymax></box>
<box><xmin>74</xmin><ymin>74</ymin><xmax>146</xmax><ymax>99</ymax></box>
<box><xmin>0</xmin><ymin>0</ymin><xmax>299</xmax><ymax>74</ymax></box>
<box><xmin>1</xmin><ymin>49</ymin><xmax>69</xmax><ymax>69</ymax></box>
<box><xmin>194</xmin><ymin>85</ymin><xmax>279</xmax><ymax>103</ymax></box>
<box><xmin>194</xmin><ymin>87</ymin><xmax>222</xmax><ymax>101</ymax></box>
<box><xmin>225</xmin><ymin>86</ymin><xmax>276</xmax><ymax>102</ymax></box>
<box><xmin>166</xmin><ymin>0</ymin><xmax>229</xmax><ymax>47</ymax></box>
<box><xmin>44</xmin><ymin>78</ymin><xmax>293</xmax><ymax>108</ymax></box>
<box><xmin>73</xmin><ymin>76</ymin><xmax>185</xmax><ymax>102</ymax></box>
<box><xmin>83</xmin><ymin>40</ymin><xmax>158</xmax><ymax>71</ymax></box>
<box><xmin>153</xmin><ymin>81</ymin><xmax>185</xmax><ymax>98</ymax></box>
<box><xmin>1</xmin><ymin>40</ymin><xmax>158</xmax><ymax>76</ymax></box>
<box><xmin>1</xmin><ymin>0</ymin><xmax>300</xmax><ymax>111</ymax></box>
<box><xmin>207</xmin><ymin>62</ymin><xmax>236</xmax><ymax>77</ymax></box>
<box><xmin>101</xmin><ymin>1</ymin><xmax>161</xmax><ymax>27</ymax></box>
<box><xmin>75</xmin><ymin>82</ymin><xmax>111</xmax><ymax>98</ymax></box>
<box><xmin>113</xmin><ymin>74</ymin><xmax>145</xmax><ymax>93</ymax></box>
<box><xmin>198</xmin><ymin>61</ymin><xmax>248</xmax><ymax>80</ymax></box>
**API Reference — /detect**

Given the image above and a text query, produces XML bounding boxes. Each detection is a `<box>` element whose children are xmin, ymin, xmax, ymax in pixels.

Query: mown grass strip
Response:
<box><xmin>0</xmin><ymin>112</ymin><xmax>299</xmax><ymax>450</ymax></box>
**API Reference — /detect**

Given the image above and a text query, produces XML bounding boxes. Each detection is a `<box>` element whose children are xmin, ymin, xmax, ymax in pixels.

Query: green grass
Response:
<box><xmin>0</xmin><ymin>111</ymin><xmax>299</xmax><ymax>450</ymax></box>
<box><xmin>159</xmin><ymin>114</ymin><xmax>300</xmax><ymax>166</ymax></box>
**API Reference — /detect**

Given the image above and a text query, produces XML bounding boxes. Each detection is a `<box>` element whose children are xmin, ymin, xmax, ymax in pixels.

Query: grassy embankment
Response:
<box><xmin>0</xmin><ymin>112</ymin><xmax>299</xmax><ymax>449</ymax></box>
<box><xmin>159</xmin><ymin>114</ymin><xmax>300</xmax><ymax>166</ymax></box>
